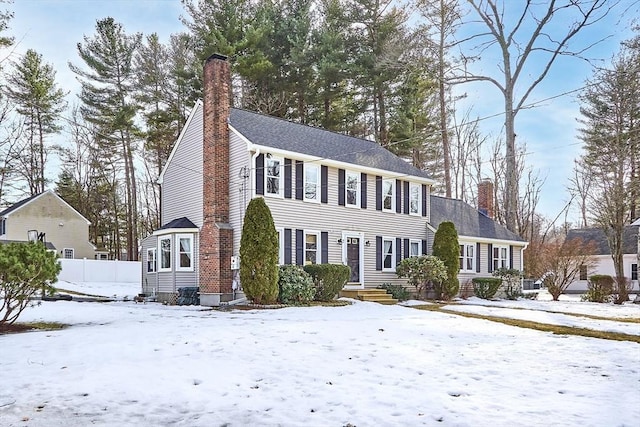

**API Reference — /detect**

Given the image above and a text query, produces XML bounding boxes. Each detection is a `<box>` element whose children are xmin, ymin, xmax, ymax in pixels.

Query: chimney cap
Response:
<box><xmin>206</xmin><ymin>53</ymin><xmax>228</xmax><ymax>63</ymax></box>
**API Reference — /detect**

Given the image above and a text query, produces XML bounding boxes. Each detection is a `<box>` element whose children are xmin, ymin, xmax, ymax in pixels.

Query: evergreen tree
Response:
<box><xmin>432</xmin><ymin>221</ymin><xmax>459</xmax><ymax>299</ymax></box>
<box><xmin>6</xmin><ymin>49</ymin><xmax>66</xmax><ymax>195</ymax></box>
<box><xmin>69</xmin><ymin>17</ymin><xmax>142</xmax><ymax>260</ymax></box>
<box><xmin>239</xmin><ymin>197</ymin><xmax>279</xmax><ymax>304</ymax></box>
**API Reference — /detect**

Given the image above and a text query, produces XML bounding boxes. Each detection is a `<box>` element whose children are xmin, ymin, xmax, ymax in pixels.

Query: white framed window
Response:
<box><xmin>265</xmin><ymin>155</ymin><xmax>283</xmax><ymax>196</ymax></box>
<box><xmin>346</xmin><ymin>171</ymin><xmax>360</xmax><ymax>207</ymax></box>
<box><xmin>409</xmin><ymin>183</ymin><xmax>421</xmax><ymax>215</ymax></box>
<box><xmin>382</xmin><ymin>179</ymin><xmax>394</xmax><ymax>212</ymax></box>
<box><xmin>409</xmin><ymin>239</ymin><xmax>421</xmax><ymax>257</ymax></box>
<box><xmin>176</xmin><ymin>234</ymin><xmax>194</xmax><ymax>271</ymax></box>
<box><xmin>63</xmin><ymin>248</ymin><xmax>74</xmax><ymax>259</ymax></box>
<box><xmin>493</xmin><ymin>245</ymin><xmax>508</xmax><ymax>271</ymax></box>
<box><xmin>158</xmin><ymin>235</ymin><xmax>172</xmax><ymax>272</ymax></box>
<box><xmin>382</xmin><ymin>237</ymin><xmax>395</xmax><ymax>271</ymax></box>
<box><xmin>459</xmin><ymin>243</ymin><xmax>474</xmax><ymax>271</ymax></box>
<box><xmin>305</xmin><ymin>231</ymin><xmax>320</xmax><ymax>265</ymax></box>
<box><xmin>304</xmin><ymin>164</ymin><xmax>320</xmax><ymax>202</ymax></box>
<box><xmin>147</xmin><ymin>248</ymin><xmax>157</xmax><ymax>273</ymax></box>
<box><xmin>276</xmin><ymin>227</ymin><xmax>284</xmax><ymax>265</ymax></box>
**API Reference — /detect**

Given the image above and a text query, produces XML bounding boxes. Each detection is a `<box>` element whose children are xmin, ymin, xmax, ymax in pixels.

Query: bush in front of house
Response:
<box><xmin>396</xmin><ymin>255</ymin><xmax>447</xmax><ymax>299</ymax></box>
<box><xmin>432</xmin><ymin>221</ymin><xmax>460</xmax><ymax>300</ymax></box>
<box><xmin>582</xmin><ymin>274</ymin><xmax>614</xmax><ymax>303</ymax></box>
<box><xmin>303</xmin><ymin>264</ymin><xmax>350</xmax><ymax>302</ymax></box>
<box><xmin>239</xmin><ymin>197</ymin><xmax>279</xmax><ymax>305</ymax></box>
<box><xmin>493</xmin><ymin>268</ymin><xmax>523</xmax><ymax>300</ymax></box>
<box><xmin>278</xmin><ymin>265</ymin><xmax>315</xmax><ymax>304</ymax></box>
<box><xmin>472</xmin><ymin>277</ymin><xmax>502</xmax><ymax>299</ymax></box>
<box><xmin>0</xmin><ymin>241</ymin><xmax>61</xmax><ymax>326</ymax></box>
<box><xmin>377</xmin><ymin>283</ymin><xmax>411</xmax><ymax>301</ymax></box>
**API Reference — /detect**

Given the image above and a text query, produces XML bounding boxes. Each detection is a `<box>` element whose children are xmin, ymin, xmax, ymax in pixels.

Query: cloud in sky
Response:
<box><xmin>2</xmin><ymin>0</ymin><xmax>636</xmax><ymax>223</ymax></box>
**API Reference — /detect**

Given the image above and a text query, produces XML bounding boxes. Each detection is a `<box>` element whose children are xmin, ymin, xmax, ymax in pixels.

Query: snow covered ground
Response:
<box><xmin>1</xmin><ymin>287</ymin><xmax>639</xmax><ymax>427</ymax></box>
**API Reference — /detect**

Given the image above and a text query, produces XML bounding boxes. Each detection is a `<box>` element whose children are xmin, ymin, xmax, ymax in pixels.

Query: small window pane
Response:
<box><xmin>305</xmin><ymin>166</ymin><xmax>318</xmax><ymax>200</ymax></box>
<box><xmin>383</xmin><ymin>181</ymin><xmax>393</xmax><ymax>210</ymax></box>
<box><xmin>305</xmin><ymin>234</ymin><xmax>317</xmax><ymax>265</ymax></box>
<box><xmin>410</xmin><ymin>184</ymin><xmax>420</xmax><ymax>214</ymax></box>
<box><xmin>160</xmin><ymin>238</ymin><xmax>171</xmax><ymax>269</ymax></box>
<box><xmin>346</xmin><ymin>172</ymin><xmax>358</xmax><ymax>206</ymax></box>
<box><xmin>383</xmin><ymin>239</ymin><xmax>393</xmax><ymax>269</ymax></box>
<box><xmin>179</xmin><ymin>237</ymin><xmax>192</xmax><ymax>268</ymax></box>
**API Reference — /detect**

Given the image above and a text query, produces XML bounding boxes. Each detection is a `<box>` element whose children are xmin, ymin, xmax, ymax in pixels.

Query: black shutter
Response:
<box><xmin>255</xmin><ymin>153</ymin><xmax>264</xmax><ymax>195</ymax></box>
<box><xmin>509</xmin><ymin>245</ymin><xmax>514</xmax><ymax>269</ymax></box>
<box><xmin>476</xmin><ymin>242</ymin><xmax>481</xmax><ymax>273</ymax></box>
<box><xmin>488</xmin><ymin>243</ymin><xmax>493</xmax><ymax>273</ymax></box>
<box><xmin>284</xmin><ymin>229</ymin><xmax>292</xmax><ymax>264</ymax></box>
<box><xmin>396</xmin><ymin>180</ymin><xmax>402</xmax><ymax>213</ymax></box>
<box><xmin>321</xmin><ymin>232</ymin><xmax>328</xmax><ymax>264</ymax></box>
<box><xmin>321</xmin><ymin>166</ymin><xmax>328</xmax><ymax>204</ymax></box>
<box><xmin>338</xmin><ymin>169</ymin><xmax>345</xmax><ymax>206</ymax></box>
<box><xmin>295</xmin><ymin>161</ymin><xmax>303</xmax><ymax>200</ymax></box>
<box><xmin>422</xmin><ymin>184</ymin><xmax>427</xmax><ymax>217</ymax></box>
<box><xmin>376</xmin><ymin>176</ymin><xmax>382</xmax><ymax>210</ymax></box>
<box><xmin>376</xmin><ymin>236</ymin><xmax>382</xmax><ymax>270</ymax></box>
<box><xmin>361</xmin><ymin>173</ymin><xmax>367</xmax><ymax>209</ymax></box>
<box><xmin>284</xmin><ymin>158</ymin><xmax>292</xmax><ymax>199</ymax></box>
<box><xmin>422</xmin><ymin>239</ymin><xmax>427</xmax><ymax>255</ymax></box>
<box><xmin>404</xmin><ymin>238</ymin><xmax>409</xmax><ymax>259</ymax></box>
<box><xmin>396</xmin><ymin>238</ymin><xmax>402</xmax><ymax>265</ymax></box>
<box><xmin>403</xmin><ymin>181</ymin><xmax>409</xmax><ymax>214</ymax></box>
<box><xmin>296</xmin><ymin>229</ymin><xmax>304</xmax><ymax>265</ymax></box>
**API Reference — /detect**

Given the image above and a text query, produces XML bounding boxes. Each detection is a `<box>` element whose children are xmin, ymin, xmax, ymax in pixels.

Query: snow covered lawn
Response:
<box><xmin>1</xmin><ymin>294</ymin><xmax>638</xmax><ymax>426</ymax></box>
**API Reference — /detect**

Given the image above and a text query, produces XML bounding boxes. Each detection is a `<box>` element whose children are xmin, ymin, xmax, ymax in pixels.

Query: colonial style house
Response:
<box><xmin>0</xmin><ymin>190</ymin><xmax>96</xmax><ymax>259</ymax></box>
<box><xmin>565</xmin><ymin>223</ymin><xmax>639</xmax><ymax>293</ymax></box>
<box><xmin>141</xmin><ymin>54</ymin><xmax>527</xmax><ymax>305</ymax></box>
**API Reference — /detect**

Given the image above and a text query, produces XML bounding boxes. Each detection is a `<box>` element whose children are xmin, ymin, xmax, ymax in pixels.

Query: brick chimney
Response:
<box><xmin>199</xmin><ymin>54</ymin><xmax>234</xmax><ymax>306</ymax></box>
<box><xmin>478</xmin><ymin>178</ymin><xmax>494</xmax><ymax>219</ymax></box>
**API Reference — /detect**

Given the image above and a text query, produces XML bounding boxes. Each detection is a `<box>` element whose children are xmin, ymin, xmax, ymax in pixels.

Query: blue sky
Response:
<box><xmin>4</xmin><ymin>0</ymin><xmax>637</xmax><ymax>224</ymax></box>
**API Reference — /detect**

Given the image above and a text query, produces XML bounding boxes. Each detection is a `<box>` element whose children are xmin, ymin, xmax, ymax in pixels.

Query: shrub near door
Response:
<box><xmin>304</xmin><ymin>264</ymin><xmax>350</xmax><ymax>302</ymax></box>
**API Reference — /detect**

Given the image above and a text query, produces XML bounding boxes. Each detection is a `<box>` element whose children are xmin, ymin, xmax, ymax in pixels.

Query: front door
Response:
<box><xmin>346</xmin><ymin>236</ymin><xmax>360</xmax><ymax>283</ymax></box>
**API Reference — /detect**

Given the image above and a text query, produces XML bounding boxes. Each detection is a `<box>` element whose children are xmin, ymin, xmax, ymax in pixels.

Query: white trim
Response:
<box><xmin>425</xmin><ymin>225</ymin><xmax>528</xmax><ymax>247</ymax></box>
<box><xmin>153</xmin><ymin>227</ymin><xmax>199</xmax><ymax>236</ymax></box>
<box><xmin>63</xmin><ymin>247</ymin><xmax>75</xmax><ymax>259</ymax></box>
<box><xmin>146</xmin><ymin>247</ymin><xmax>157</xmax><ymax>273</ymax></box>
<box><xmin>176</xmin><ymin>233</ymin><xmax>194</xmax><ymax>272</ymax></box>
<box><xmin>492</xmin><ymin>245</ymin><xmax>509</xmax><ymax>271</ymax></box>
<box><xmin>158</xmin><ymin>235</ymin><xmax>172</xmax><ymax>272</ymax></box>
<box><xmin>341</xmin><ymin>231</ymin><xmax>365</xmax><ymax>287</ymax></box>
<box><xmin>276</xmin><ymin>227</ymin><xmax>285</xmax><ymax>265</ymax></box>
<box><xmin>304</xmin><ymin>163</ymin><xmax>320</xmax><ymax>203</ymax></box>
<box><xmin>459</xmin><ymin>242</ymin><xmax>475</xmax><ymax>272</ymax></box>
<box><xmin>158</xmin><ymin>100</ymin><xmax>202</xmax><ymax>184</ymax></box>
<box><xmin>345</xmin><ymin>170</ymin><xmax>360</xmax><ymax>208</ymax></box>
<box><xmin>381</xmin><ymin>236</ymin><xmax>395</xmax><ymax>272</ymax></box>
<box><xmin>303</xmin><ymin>229</ymin><xmax>321</xmax><ymax>265</ymax></box>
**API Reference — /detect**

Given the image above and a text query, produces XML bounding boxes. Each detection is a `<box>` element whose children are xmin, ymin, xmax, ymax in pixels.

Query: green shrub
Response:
<box><xmin>582</xmin><ymin>274</ymin><xmax>614</xmax><ymax>303</ymax></box>
<box><xmin>240</xmin><ymin>198</ymin><xmax>279</xmax><ymax>304</ymax></box>
<box><xmin>472</xmin><ymin>277</ymin><xmax>502</xmax><ymax>299</ymax></box>
<box><xmin>493</xmin><ymin>268</ymin><xmax>523</xmax><ymax>300</ymax></box>
<box><xmin>377</xmin><ymin>283</ymin><xmax>411</xmax><ymax>301</ymax></box>
<box><xmin>396</xmin><ymin>255</ymin><xmax>447</xmax><ymax>299</ymax></box>
<box><xmin>432</xmin><ymin>221</ymin><xmax>460</xmax><ymax>299</ymax></box>
<box><xmin>278</xmin><ymin>265</ymin><xmax>315</xmax><ymax>304</ymax></box>
<box><xmin>303</xmin><ymin>264</ymin><xmax>350</xmax><ymax>302</ymax></box>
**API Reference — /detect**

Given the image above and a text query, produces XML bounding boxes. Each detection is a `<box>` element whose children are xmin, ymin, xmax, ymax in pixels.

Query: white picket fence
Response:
<box><xmin>58</xmin><ymin>258</ymin><xmax>141</xmax><ymax>283</ymax></box>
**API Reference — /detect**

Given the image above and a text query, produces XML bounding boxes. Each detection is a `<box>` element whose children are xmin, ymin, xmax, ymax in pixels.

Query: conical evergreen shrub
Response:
<box><xmin>240</xmin><ymin>197</ymin><xmax>279</xmax><ymax>304</ymax></box>
<box><xmin>432</xmin><ymin>221</ymin><xmax>460</xmax><ymax>299</ymax></box>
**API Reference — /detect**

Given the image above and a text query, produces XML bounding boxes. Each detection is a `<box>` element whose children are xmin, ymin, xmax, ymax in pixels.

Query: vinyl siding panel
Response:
<box><xmin>162</xmin><ymin>102</ymin><xmax>204</xmax><ymax>228</ymax></box>
<box><xmin>228</xmin><ymin>131</ymin><xmax>252</xmax><ymax>255</ymax></box>
<box><xmin>140</xmin><ymin>235</ymin><xmax>158</xmax><ymax>295</ymax></box>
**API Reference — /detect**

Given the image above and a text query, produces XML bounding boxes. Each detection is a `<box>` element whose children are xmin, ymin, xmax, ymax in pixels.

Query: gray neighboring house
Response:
<box><xmin>141</xmin><ymin>54</ymin><xmax>528</xmax><ymax>305</ymax></box>
<box><xmin>565</xmin><ymin>224</ymin><xmax>639</xmax><ymax>293</ymax></box>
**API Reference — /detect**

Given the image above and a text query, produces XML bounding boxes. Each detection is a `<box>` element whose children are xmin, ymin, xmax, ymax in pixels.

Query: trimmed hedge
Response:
<box><xmin>278</xmin><ymin>265</ymin><xmax>315</xmax><ymax>304</ymax></box>
<box><xmin>303</xmin><ymin>264</ymin><xmax>350</xmax><ymax>302</ymax></box>
<box><xmin>582</xmin><ymin>274</ymin><xmax>614</xmax><ymax>303</ymax></box>
<box><xmin>472</xmin><ymin>277</ymin><xmax>502</xmax><ymax>299</ymax></box>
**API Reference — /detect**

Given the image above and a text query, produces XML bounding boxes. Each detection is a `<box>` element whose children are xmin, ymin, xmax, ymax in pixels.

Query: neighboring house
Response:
<box><xmin>141</xmin><ymin>54</ymin><xmax>528</xmax><ymax>305</ymax></box>
<box><xmin>0</xmin><ymin>190</ymin><xmax>96</xmax><ymax>259</ymax></box>
<box><xmin>565</xmin><ymin>223</ymin><xmax>639</xmax><ymax>293</ymax></box>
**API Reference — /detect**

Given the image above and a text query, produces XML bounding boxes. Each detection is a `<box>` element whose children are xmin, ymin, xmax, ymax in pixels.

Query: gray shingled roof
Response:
<box><xmin>566</xmin><ymin>226</ymin><xmax>638</xmax><ymax>255</ymax></box>
<box><xmin>229</xmin><ymin>108</ymin><xmax>433</xmax><ymax>180</ymax></box>
<box><xmin>0</xmin><ymin>192</ymin><xmax>41</xmax><ymax>217</ymax></box>
<box><xmin>159</xmin><ymin>217</ymin><xmax>197</xmax><ymax>230</ymax></box>
<box><xmin>429</xmin><ymin>195</ymin><xmax>525</xmax><ymax>242</ymax></box>
<box><xmin>0</xmin><ymin>239</ymin><xmax>56</xmax><ymax>250</ymax></box>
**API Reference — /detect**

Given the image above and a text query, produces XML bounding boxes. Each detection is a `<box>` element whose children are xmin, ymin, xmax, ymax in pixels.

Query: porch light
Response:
<box><xmin>337</xmin><ymin>238</ymin><xmax>343</xmax><ymax>245</ymax></box>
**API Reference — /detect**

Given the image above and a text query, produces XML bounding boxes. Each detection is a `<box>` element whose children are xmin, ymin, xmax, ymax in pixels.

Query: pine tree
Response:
<box><xmin>432</xmin><ymin>221</ymin><xmax>459</xmax><ymax>299</ymax></box>
<box><xmin>239</xmin><ymin>197</ymin><xmax>279</xmax><ymax>304</ymax></box>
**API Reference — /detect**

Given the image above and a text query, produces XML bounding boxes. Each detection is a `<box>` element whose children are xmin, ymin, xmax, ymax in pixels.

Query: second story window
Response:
<box><xmin>409</xmin><ymin>183</ymin><xmax>420</xmax><ymax>215</ymax></box>
<box><xmin>265</xmin><ymin>155</ymin><xmax>282</xmax><ymax>196</ymax></box>
<box><xmin>382</xmin><ymin>179</ymin><xmax>394</xmax><ymax>211</ymax></box>
<box><xmin>346</xmin><ymin>171</ymin><xmax>359</xmax><ymax>207</ymax></box>
<box><xmin>304</xmin><ymin>164</ymin><xmax>319</xmax><ymax>201</ymax></box>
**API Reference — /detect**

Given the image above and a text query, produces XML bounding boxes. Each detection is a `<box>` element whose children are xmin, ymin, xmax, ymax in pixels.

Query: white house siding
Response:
<box><xmin>566</xmin><ymin>254</ymin><xmax>640</xmax><ymax>294</ymax></box>
<box><xmin>162</xmin><ymin>102</ymin><xmax>204</xmax><ymax>228</ymax></box>
<box><xmin>140</xmin><ymin>235</ymin><xmax>158</xmax><ymax>296</ymax></box>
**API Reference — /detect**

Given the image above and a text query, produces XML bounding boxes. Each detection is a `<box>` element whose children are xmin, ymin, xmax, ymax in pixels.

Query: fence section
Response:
<box><xmin>58</xmin><ymin>258</ymin><xmax>141</xmax><ymax>283</ymax></box>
